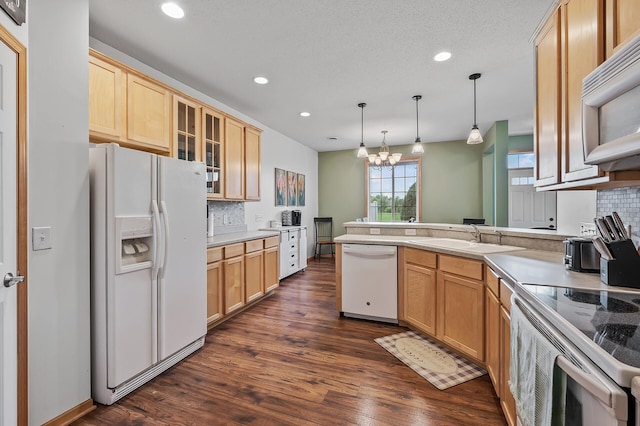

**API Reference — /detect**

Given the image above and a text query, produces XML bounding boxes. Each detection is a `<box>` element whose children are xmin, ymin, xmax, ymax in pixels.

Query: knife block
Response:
<box><xmin>600</xmin><ymin>240</ymin><xmax>640</xmax><ymax>287</ymax></box>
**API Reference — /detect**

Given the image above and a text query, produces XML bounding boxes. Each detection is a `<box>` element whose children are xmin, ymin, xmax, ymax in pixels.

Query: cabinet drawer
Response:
<box><xmin>224</xmin><ymin>242</ymin><xmax>245</xmax><ymax>259</ymax></box>
<box><xmin>287</xmin><ymin>242</ymin><xmax>299</xmax><ymax>253</ymax></box>
<box><xmin>500</xmin><ymin>281</ymin><xmax>513</xmax><ymax>312</ymax></box>
<box><xmin>245</xmin><ymin>239</ymin><xmax>263</xmax><ymax>253</ymax></box>
<box><xmin>207</xmin><ymin>247</ymin><xmax>223</xmax><ymax>263</ymax></box>
<box><xmin>440</xmin><ymin>255</ymin><xmax>483</xmax><ymax>281</ymax></box>
<box><xmin>264</xmin><ymin>236</ymin><xmax>279</xmax><ymax>248</ymax></box>
<box><xmin>404</xmin><ymin>247</ymin><xmax>437</xmax><ymax>268</ymax></box>
<box><xmin>288</xmin><ymin>230</ymin><xmax>299</xmax><ymax>241</ymax></box>
<box><xmin>486</xmin><ymin>266</ymin><xmax>500</xmax><ymax>297</ymax></box>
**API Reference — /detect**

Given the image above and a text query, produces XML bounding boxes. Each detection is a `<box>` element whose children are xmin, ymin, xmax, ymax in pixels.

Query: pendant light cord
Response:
<box><xmin>473</xmin><ymin>78</ymin><xmax>477</xmax><ymax>126</ymax></box>
<box><xmin>412</xmin><ymin>95</ymin><xmax>422</xmax><ymax>142</ymax></box>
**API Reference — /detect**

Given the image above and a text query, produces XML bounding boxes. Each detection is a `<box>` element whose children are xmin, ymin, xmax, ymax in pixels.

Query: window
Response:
<box><xmin>366</xmin><ymin>159</ymin><xmax>420</xmax><ymax>222</ymax></box>
<box><xmin>507</xmin><ymin>152</ymin><xmax>535</xmax><ymax>169</ymax></box>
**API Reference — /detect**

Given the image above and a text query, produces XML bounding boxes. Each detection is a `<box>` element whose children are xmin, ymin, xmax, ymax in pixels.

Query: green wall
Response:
<box><xmin>509</xmin><ymin>134</ymin><xmax>534</xmax><ymax>151</ymax></box>
<box><xmin>318</xmin><ymin>139</ymin><xmax>485</xmax><ymax>236</ymax></box>
<box><xmin>482</xmin><ymin>121</ymin><xmax>510</xmax><ymax>227</ymax></box>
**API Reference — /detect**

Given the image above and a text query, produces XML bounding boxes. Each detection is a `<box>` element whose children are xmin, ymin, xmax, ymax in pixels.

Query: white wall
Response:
<box><xmin>556</xmin><ymin>190</ymin><xmax>597</xmax><ymax>236</ymax></box>
<box><xmin>89</xmin><ymin>38</ymin><xmax>319</xmax><ymax>254</ymax></box>
<box><xmin>27</xmin><ymin>1</ymin><xmax>91</xmax><ymax>424</ymax></box>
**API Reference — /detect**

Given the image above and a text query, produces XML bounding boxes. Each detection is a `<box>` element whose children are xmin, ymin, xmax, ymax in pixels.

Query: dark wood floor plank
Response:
<box><xmin>74</xmin><ymin>258</ymin><xmax>505</xmax><ymax>425</ymax></box>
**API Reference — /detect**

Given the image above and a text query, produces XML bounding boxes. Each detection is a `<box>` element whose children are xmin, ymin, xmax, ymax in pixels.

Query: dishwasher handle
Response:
<box><xmin>343</xmin><ymin>244</ymin><xmax>397</xmax><ymax>257</ymax></box>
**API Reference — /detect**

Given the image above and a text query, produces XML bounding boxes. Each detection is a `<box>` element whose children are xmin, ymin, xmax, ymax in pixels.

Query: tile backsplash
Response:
<box><xmin>208</xmin><ymin>201</ymin><xmax>246</xmax><ymax>235</ymax></box>
<box><xmin>597</xmin><ymin>186</ymin><xmax>640</xmax><ymax>247</ymax></box>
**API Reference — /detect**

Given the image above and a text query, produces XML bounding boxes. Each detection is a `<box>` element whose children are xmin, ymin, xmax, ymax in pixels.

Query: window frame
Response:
<box><xmin>364</xmin><ymin>156</ymin><xmax>422</xmax><ymax>222</ymax></box>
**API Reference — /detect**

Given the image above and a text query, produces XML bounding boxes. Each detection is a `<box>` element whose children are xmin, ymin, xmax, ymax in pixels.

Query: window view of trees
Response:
<box><xmin>368</xmin><ymin>161</ymin><xmax>418</xmax><ymax>222</ymax></box>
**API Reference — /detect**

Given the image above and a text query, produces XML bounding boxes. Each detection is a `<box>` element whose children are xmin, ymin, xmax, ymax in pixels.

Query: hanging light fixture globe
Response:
<box><xmin>467</xmin><ymin>73</ymin><xmax>484</xmax><ymax>145</ymax></box>
<box><xmin>411</xmin><ymin>95</ymin><xmax>424</xmax><ymax>154</ymax></box>
<box><xmin>356</xmin><ymin>103</ymin><xmax>369</xmax><ymax>158</ymax></box>
<box><xmin>368</xmin><ymin>131</ymin><xmax>402</xmax><ymax>168</ymax></box>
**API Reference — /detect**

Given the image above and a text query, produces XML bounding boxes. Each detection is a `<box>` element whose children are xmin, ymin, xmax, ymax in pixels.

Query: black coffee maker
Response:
<box><xmin>292</xmin><ymin>210</ymin><xmax>302</xmax><ymax>226</ymax></box>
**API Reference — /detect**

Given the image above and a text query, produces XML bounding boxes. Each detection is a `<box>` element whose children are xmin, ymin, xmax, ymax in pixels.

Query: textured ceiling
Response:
<box><xmin>88</xmin><ymin>0</ymin><xmax>553</xmax><ymax>152</ymax></box>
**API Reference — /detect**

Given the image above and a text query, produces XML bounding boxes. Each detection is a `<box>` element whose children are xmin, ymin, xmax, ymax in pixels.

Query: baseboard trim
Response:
<box><xmin>42</xmin><ymin>399</ymin><xmax>95</xmax><ymax>426</ymax></box>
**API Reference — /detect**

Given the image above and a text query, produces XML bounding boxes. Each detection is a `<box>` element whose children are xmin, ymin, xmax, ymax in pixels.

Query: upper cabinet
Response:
<box><xmin>89</xmin><ymin>55</ymin><xmax>126</xmax><ymax>143</ymax></box>
<box><xmin>89</xmin><ymin>49</ymin><xmax>262</xmax><ymax>201</ymax></box>
<box><xmin>89</xmin><ymin>50</ymin><xmax>170</xmax><ymax>153</ymax></box>
<box><xmin>173</xmin><ymin>95</ymin><xmax>201</xmax><ymax>162</ymax></box>
<box><xmin>245</xmin><ymin>127</ymin><xmax>261</xmax><ymax>201</ymax></box>
<box><xmin>534</xmin><ymin>0</ymin><xmax>640</xmax><ymax>190</ymax></box>
<box><xmin>605</xmin><ymin>0</ymin><xmax>640</xmax><ymax>58</ymax></box>
<box><xmin>202</xmin><ymin>108</ymin><xmax>225</xmax><ymax>199</ymax></box>
<box><xmin>224</xmin><ymin>117</ymin><xmax>245</xmax><ymax>200</ymax></box>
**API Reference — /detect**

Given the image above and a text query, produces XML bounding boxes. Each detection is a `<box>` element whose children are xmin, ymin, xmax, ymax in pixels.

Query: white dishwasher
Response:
<box><xmin>341</xmin><ymin>244</ymin><xmax>398</xmax><ymax>323</ymax></box>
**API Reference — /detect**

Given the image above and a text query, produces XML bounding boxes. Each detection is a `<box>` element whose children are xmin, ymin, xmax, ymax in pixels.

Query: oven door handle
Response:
<box><xmin>557</xmin><ymin>356</ymin><xmax>609</xmax><ymax>405</ymax></box>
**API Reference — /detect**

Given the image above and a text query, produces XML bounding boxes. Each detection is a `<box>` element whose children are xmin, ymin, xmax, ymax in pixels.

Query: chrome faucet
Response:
<box><xmin>494</xmin><ymin>230</ymin><xmax>503</xmax><ymax>245</ymax></box>
<box><xmin>468</xmin><ymin>224</ymin><xmax>481</xmax><ymax>243</ymax></box>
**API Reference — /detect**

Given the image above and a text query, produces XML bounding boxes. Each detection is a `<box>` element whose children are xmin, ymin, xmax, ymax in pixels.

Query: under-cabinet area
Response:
<box><xmin>206</xmin><ymin>234</ymin><xmax>280</xmax><ymax>328</ymax></box>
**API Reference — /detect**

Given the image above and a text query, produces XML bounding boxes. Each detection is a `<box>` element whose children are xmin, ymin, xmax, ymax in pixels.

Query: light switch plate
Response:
<box><xmin>32</xmin><ymin>226</ymin><xmax>52</xmax><ymax>250</ymax></box>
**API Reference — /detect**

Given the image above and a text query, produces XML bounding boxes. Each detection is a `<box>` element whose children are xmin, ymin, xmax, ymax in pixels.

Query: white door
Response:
<box><xmin>509</xmin><ymin>169</ymin><xmax>557</xmax><ymax>229</ymax></box>
<box><xmin>0</xmin><ymin>39</ymin><xmax>19</xmax><ymax>426</ymax></box>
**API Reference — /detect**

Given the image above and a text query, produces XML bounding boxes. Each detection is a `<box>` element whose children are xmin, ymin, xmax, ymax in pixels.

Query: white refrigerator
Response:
<box><xmin>89</xmin><ymin>144</ymin><xmax>207</xmax><ymax>405</ymax></box>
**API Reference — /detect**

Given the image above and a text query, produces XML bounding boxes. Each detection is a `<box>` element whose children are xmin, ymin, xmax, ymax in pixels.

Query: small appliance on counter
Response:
<box><xmin>563</xmin><ymin>237</ymin><xmax>600</xmax><ymax>273</ymax></box>
<box><xmin>292</xmin><ymin>210</ymin><xmax>302</xmax><ymax>226</ymax></box>
<box><xmin>282</xmin><ymin>210</ymin><xmax>292</xmax><ymax>226</ymax></box>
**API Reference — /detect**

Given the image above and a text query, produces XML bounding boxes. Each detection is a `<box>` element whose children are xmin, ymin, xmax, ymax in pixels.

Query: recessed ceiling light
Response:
<box><xmin>161</xmin><ymin>2</ymin><xmax>184</xmax><ymax>19</ymax></box>
<box><xmin>326</xmin><ymin>137</ymin><xmax>338</xmax><ymax>141</ymax></box>
<box><xmin>434</xmin><ymin>51</ymin><xmax>452</xmax><ymax>62</ymax></box>
<box><xmin>253</xmin><ymin>76</ymin><xmax>269</xmax><ymax>85</ymax></box>
<box><xmin>299</xmin><ymin>112</ymin><xmax>311</xmax><ymax>117</ymax></box>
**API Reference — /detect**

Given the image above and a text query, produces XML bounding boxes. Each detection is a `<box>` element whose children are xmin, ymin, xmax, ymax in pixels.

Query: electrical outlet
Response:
<box><xmin>370</xmin><ymin>228</ymin><xmax>381</xmax><ymax>235</ymax></box>
<box><xmin>32</xmin><ymin>226</ymin><xmax>53</xmax><ymax>250</ymax></box>
<box><xmin>405</xmin><ymin>229</ymin><xmax>417</xmax><ymax>236</ymax></box>
<box><xmin>223</xmin><ymin>214</ymin><xmax>229</xmax><ymax>225</ymax></box>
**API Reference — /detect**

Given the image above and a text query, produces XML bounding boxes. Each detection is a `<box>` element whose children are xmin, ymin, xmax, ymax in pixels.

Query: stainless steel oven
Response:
<box><xmin>512</xmin><ymin>287</ymin><xmax>638</xmax><ymax>425</ymax></box>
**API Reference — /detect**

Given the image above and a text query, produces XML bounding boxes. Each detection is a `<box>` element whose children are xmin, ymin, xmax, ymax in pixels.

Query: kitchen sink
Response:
<box><xmin>408</xmin><ymin>238</ymin><xmax>525</xmax><ymax>254</ymax></box>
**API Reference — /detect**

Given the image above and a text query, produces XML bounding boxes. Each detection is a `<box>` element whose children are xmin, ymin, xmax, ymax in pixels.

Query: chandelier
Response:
<box><xmin>368</xmin><ymin>131</ymin><xmax>402</xmax><ymax>167</ymax></box>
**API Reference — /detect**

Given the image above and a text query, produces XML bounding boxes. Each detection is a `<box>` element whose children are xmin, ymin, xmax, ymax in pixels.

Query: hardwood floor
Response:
<box><xmin>74</xmin><ymin>258</ymin><xmax>505</xmax><ymax>426</ymax></box>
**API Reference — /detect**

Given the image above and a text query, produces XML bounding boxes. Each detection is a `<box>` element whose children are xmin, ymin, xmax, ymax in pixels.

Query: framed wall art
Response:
<box><xmin>275</xmin><ymin>168</ymin><xmax>287</xmax><ymax>206</ymax></box>
<box><xmin>287</xmin><ymin>170</ymin><xmax>297</xmax><ymax>206</ymax></box>
<box><xmin>297</xmin><ymin>174</ymin><xmax>305</xmax><ymax>206</ymax></box>
<box><xmin>1</xmin><ymin>0</ymin><xmax>26</xmax><ymax>25</ymax></box>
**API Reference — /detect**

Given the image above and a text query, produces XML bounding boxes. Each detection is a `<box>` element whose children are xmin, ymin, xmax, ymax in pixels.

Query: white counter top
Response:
<box><xmin>207</xmin><ymin>230</ymin><xmax>280</xmax><ymax>248</ymax></box>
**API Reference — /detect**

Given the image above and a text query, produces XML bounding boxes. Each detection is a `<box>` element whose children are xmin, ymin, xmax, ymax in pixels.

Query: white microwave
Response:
<box><xmin>582</xmin><ymin>33</ymin><xmax>640</xmax><ymax>171</ymax></box>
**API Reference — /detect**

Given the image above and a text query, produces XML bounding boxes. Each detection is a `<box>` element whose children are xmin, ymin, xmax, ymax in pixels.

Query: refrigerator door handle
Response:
<box><xmin>159</xmin><ymin>200</ymin><xmax>170</xmax><ymax>280</ymax></box>
<box><xmin>151</xmin><ymin>200</ymin><xmax>162</xmax><ymax>277</ymax></box>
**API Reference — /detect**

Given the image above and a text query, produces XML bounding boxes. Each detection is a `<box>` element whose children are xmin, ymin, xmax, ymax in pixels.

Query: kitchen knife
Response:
<box><xmin>593</xmin><ymin>236</ymin><xmax>613</xmax><ymax>260</ymax></box>
<box><xmin>595</xmin><ymin>218</ymin><xmax>612</xmax><ymax>243</ymax></box>
<box><xmin>612</xmin><ymin>212</ymin><xmax>629</xmax><ymax>239</ymax></box>
<box><xmin>604</xmin><ymin>215</ymin><xmax>622</xmax><ymax>241</ymax></box>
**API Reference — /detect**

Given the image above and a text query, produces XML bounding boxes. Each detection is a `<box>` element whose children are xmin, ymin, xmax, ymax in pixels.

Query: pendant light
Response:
<box><xmin>411</xmin><ymin>95</ymin><xmax>424</xmax><ymax>154</ymax></box>
<box><xmin>467</xmin><ymin>73</ymin><xmax>483</xmax><ymax>144</ymax></box>
<box><xmin>356</xmin><ymin>103</ymin><xmax>368</xmax><ymax>158</ymax></box>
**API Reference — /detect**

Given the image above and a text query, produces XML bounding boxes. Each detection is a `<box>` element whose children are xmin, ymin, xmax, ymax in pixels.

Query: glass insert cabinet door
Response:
<box><xmin>202</xmin><ymin>108</ymin><xmax>224</xmax><ymax>198</ymax></box>
<box><xmin>173</xmin><ymin>96</ymin><xmax>201</xmax><ymax>162</ymax></box>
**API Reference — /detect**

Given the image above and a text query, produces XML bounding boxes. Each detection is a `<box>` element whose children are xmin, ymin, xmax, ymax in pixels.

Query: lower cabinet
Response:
<box><xmin>402</xmin><ymin>249</ymin><xmax>484</xmax><ymax>362</ymax></box>
<box><xmin>499</xmin><ymin>281</ymin><xmax>517</xmax><ymax>426</ymax></box>
<box><xmin>485</xmin><ymin>280</ymin><xmax>501</xmax><ymax>396</ymax></box>
<box><xmin>403</xmin><ymin>248</ymin><xmax>437</xmax><ymax>336</ymax></box>
<box><xmin>206</xmin><ymin>236</ymin><xmax>280</xmax><ymax>328</ymax></box>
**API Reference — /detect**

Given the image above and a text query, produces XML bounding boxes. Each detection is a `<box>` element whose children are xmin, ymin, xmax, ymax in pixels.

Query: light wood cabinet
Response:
<box><xmin>203</xmin><ymin>108</ymin><xmax>224</xmax><ymax>199</ymax></box>
<box><xmin>223</xmin><ymin>244</ymin><xmax>245</xmax><ymax>314</ymax></box>
<box><xmin>403</xmin><ymin>248</ymin><xmax>437</xmax><ymax>337</ymax></box>
<box><xmin>245</xmin><ymin>241</ymin><xmax>265</xmax><ymax>303</ymax></box>
<box><xmin>533</xmin><ymin>0</ymin><xmax>640</xmax><ymax>190</ymax></box>
<box><xmin>605</xmin><ymin>0</ymin><xmax>640</xmax><ymax>58</ymax></box>
<box><xmin>173</xmin><ymin>95</ymin><xmax>201</xmax><ymax>162</ymax></box>
<box><xmin>485</xmin><ymin>276</ymin><xmax>501</xmax><ymax>397</ymax></box>
<box><xmin>127</xmin><ymin>73</ymin><xmax>171</xmax><ymax>152</ymax></box>
<box><xmin>206</xmin><ymin>247</ymin><xmax>224</xmax><ymax>326</ymax></box>
<box><xmin>264</xmin><ymin>237</ymin><xmax>280</xmax><ymax>293</ymax></box>
<box><xmin>245</xmin><ymin>127</ymin><xmax>261</xmax><ymax>201</ymax></box>
<box><xmin>89</xmin><ymin>55</ymin><xmax>125</xmax><ymax>143</ymax></box>
<box><xmin>437</xmin><ymin>271</ymin><xmax>484</xmax><ymax>361</ymax></box>
<box><xmin>225</xmin><ymin>117</ymin><xmax>245</xmax><ymax>200</ymax></box>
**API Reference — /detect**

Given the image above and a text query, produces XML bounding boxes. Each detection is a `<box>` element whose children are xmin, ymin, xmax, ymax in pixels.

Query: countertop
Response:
<box><xmin>207</xmin><ymin>230</ymin><xmax>280</xmax><ymax>248</ymax></box>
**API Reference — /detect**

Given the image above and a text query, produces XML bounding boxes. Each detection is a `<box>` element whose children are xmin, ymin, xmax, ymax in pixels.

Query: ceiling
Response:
<box><xmin>88</xmin><ymin>0</ymin><xmax>553</xmax><ymax>152</ymax></box>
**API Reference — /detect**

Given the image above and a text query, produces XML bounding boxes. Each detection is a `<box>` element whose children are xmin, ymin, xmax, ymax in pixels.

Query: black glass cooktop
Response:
<box><xmin>523</xmin><ymin>285</ymin><xmax>640</xmax><ymax>368</ymax></box>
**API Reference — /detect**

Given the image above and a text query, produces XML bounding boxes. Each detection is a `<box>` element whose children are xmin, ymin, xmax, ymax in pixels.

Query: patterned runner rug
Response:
<box><xmin>375</xmin><ymin>330</ymin><xmax>486</xmax><ymax>390</ymax></box>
